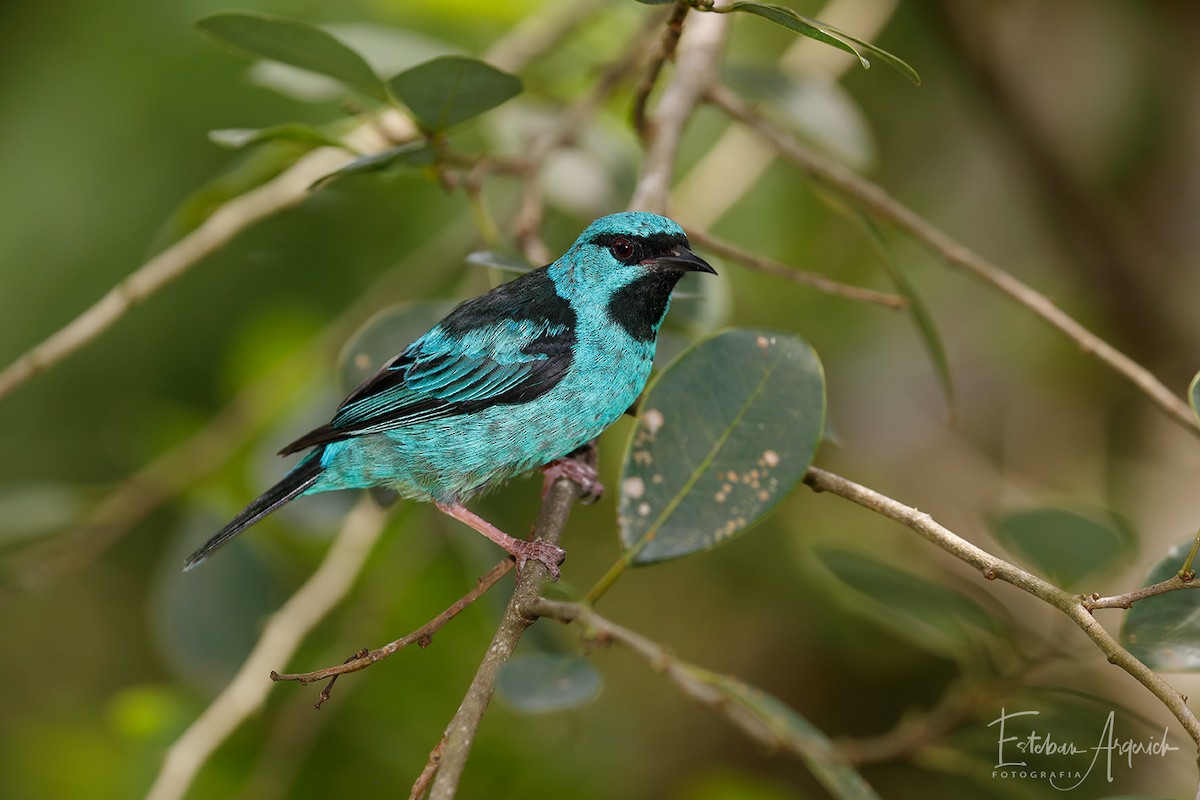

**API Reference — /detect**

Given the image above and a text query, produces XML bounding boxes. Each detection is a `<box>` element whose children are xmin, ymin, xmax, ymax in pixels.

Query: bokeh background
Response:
<box><xmin>3</xmin><ymin>0</ymin><xmax>1200</xmax><ymax>797</ymax></box>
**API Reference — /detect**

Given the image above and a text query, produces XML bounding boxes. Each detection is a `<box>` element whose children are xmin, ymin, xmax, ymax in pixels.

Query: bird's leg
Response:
<box><xmin>434</xmin><ymin>501</ymin><xmax>565</xmax><ymax>580</ymax></box>
<box><xmin>540</xmin><ymin>443</ymin><xmax>603</xmax><ymax>505</ymax></box>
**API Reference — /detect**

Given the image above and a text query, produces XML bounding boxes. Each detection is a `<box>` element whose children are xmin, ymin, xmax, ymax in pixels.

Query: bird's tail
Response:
<box><xmin>183</xmin><ymin>454</ymin><xmax>324</xmax><ymax>570</ymax></box>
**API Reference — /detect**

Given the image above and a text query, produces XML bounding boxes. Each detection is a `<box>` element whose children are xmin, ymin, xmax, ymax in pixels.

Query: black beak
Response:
<box><xmin>646</xmin><ymin>245</ymin><xmax>717</xmax><ymax>275</ymax></box>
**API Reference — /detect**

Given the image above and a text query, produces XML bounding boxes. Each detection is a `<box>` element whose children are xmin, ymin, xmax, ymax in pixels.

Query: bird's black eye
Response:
<box><xmin>608</xmin><ymin>237</ymin><xmax>635</xmax><ymax>262</ymax></box>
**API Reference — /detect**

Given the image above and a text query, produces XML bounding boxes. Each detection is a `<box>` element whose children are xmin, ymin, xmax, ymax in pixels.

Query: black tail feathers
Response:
<box><xmin>183</xmin><ymin>455</ymin><xmax>323</xmax><ymax>570</ymax></box>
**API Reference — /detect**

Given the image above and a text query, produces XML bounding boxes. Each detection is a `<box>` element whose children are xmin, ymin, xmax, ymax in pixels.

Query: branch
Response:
<box><xmin>629</xmin><ymin>7</ymin><xmax>730</xmax><ymax>214</ymax></box>
<box><xmin>709</xmin><ymin>84</ymin><xmax>1200</xmax><ymax>440</ymax></box>
<box><xmin>145</xmin><ymin>497</ymin><xmax>390</xmax><ymax>800</ymax></box>
<box><xmin>631</xmin><ymin>1</ymin><xmax>689</xmax><ymax>137</ymax></box>
<box><xmin>686</xmin><ymin>228</ymin><xmax>908</xmax><ymax>308</ymax></box>
<box><xmin>270</xmin><ymin>558</ymin><xmax>513</xmax><ymax>694</ymax></box>
<box><xmin>423</xmin><ymin>465</ymin><xmax>587</xmax><ymax>800</ymax></box>
<box><xmin>1084</xmin><ymin>574</ymin><xmax>1200</xmax><ymax>611</ymax></box>
<box><xmin>802</xmin><ymin>466</ymin><xmax>1200</xmax><ymax>755</ymax></box>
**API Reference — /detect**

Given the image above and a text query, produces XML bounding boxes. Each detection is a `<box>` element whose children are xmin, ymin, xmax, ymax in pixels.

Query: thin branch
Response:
<box><xmin>709</xmin><ymin>84</ymin><xmax>1200</xmax><ymax>440</ymax></box>
<box><xmin>145</xmin><ymin>497</ymin><xmax>390</xmax><ymax>800</ymax></box>
<box><xmin>1084</xmin><ymin>574</ymin><xmax>1200</xmax><ymax>611</ymax></box>
<box><xmin>632</xmin><ymin>1</ymin><xmax>690</xmax><ymax>137</ymax></box>
<box><xmin>423</xmin><ymin>464</ymin><xmax>588</xmax><ymax>800</ymax></box>
<box><xmin>687</xmin><ymin>228</ymin><xmax>909</xmax><ymax>308</ymax></box>
<box><xmin>802</xmin><ymin>465</ymin><xmax>1200</xmax><ymax>754</ymax></box>
<box><xmin>629</xmin><ymin>8</ymin><xmax>730</xmax><ymax>214</ymax></box>
<box><xmin>270</xmin><ymin>558</ymin><xmax>513</xmax><ymax>690</ymax></box>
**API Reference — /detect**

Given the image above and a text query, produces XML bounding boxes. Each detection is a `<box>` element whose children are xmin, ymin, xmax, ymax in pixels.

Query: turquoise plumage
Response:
<box><xmin>185</xmin><ymin>212</ymin><xmax>715</xmax><ymax>576</ymax></box>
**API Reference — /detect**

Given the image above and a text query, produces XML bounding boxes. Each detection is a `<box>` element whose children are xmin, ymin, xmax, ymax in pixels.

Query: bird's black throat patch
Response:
<box><xmin>606</xmin><ymin>269</ymin><xmax>684</xmax><ymax>342</ymax></box>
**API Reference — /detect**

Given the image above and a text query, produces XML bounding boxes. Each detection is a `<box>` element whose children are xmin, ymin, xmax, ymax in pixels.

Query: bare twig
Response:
<box><xmin>632</xmin><ymin>1</ymin><xmax>690</xmax><ymax>137</ymax></box>
<box><xmin>270</xmin><ymin>558</ymin><xmax>513</xmax><ymax>689</ymax></box>
<box><xmin>802</xmin><ymin>465</ymin><xmax>1200</xmax><ymax>755</ymax></box>
<box><xmin>423</xmin><ymin>462</ymin><xmax>588</xmax><ymax>800</ymax></box>
<box><xmin>144</xmin><ymin>497</ymin><xmax>390</xmax><ymax>800</ymax></box>
<box><xmin>629</xmin><ymin>8</ymin><xmax>730</xmax><ymax>213</ymax></box>
<box><xmin>709</xmin><ymin>84</ymin><xmax>1200</xmax><ymax>440</ymax></box>
<box><xmin>686</xmin><ymin>228</ymin><xmax>908</xmax><ymax>308</ymax></box>
<box><xmin>1084</xmin><ymin>574</ymin><xmax>1200</xmax><ymax>611</ymax></box>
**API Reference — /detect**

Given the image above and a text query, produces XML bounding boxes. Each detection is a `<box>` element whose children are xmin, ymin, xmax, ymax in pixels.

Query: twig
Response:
<box><xmin>631</xmin><ymin>1</ymin><xmax>690</xmax><ymax>137</ymax></box>
<box><xmin>1084</xmin><ymin>574</ymin><xmax>1200</xmax><ymax>611</ymax></box>
<box><xmin>270</xmin><ymin>558</ymin><xmax>513</xmax><ymax>690</ymax></box>
<box><xmin>709</xmin><ymin>84</ymin><xmax>1200</xmax><ymax>440</ymax></box>
<box><xmin>422</xmin><ymin>461</ymin><xmax>588</xmax><ymax>800</ymax></box>
<box><xmin>801</xmin><ymin>465</ymin><xmax>1200</xmax><ymax>756</ymax></box>
<box><xmin>686</xmin><ymin>228</ymin><xmax>908</xmax><ymax>308</ymax></box>
<box><xmin>144</xmin><ymin>497</ymin><xmax>390</xmax><ymax>800</ymax></box>
<box><xmin>628</xmin><ymin>8</ymin><xmax>730</xmax><ymax>213</ymax></box>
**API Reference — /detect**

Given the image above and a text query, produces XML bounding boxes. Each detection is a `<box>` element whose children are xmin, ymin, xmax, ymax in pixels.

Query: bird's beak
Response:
<box><xmin>646</xmin><ymin>245</ymin><xmax>717</xmax><ymax>275</ymax></box>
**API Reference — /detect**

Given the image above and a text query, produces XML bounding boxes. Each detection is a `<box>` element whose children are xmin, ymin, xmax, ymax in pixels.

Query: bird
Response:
<box><xmin>184</xmin><ymin>212</ymin><xmax>716</xmax><ymax>578</ymax></box>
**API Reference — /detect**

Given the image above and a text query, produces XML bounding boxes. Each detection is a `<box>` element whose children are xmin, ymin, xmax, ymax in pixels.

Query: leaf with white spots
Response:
<box><xmin>1122</xmin><ymin>538</ymin><xmax>1200</xmax><ymax>671</ymax></box>
<box><xmin>336</xmin><ymin>300</ymin><xmax>455</xmax><ymax>392</ymax></box>
<box><xmin>618</xmin><ymin>328</ymin><xmax>825</xmax><ymax>564</ymax></box>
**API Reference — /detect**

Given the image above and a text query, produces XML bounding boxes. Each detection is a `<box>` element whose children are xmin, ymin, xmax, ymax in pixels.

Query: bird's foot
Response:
<box><xmin>511</xmin><ymin>538</ymin><xmax>566</xmax><ymax>580</ymax></box>
<box><xmin>541</xmin><ymin>457</ymin><xmax>604</xmax><ymax>505</ymax></box>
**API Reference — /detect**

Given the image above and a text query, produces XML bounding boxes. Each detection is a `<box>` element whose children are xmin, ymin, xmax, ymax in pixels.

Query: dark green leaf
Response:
<box><xmin>815</xmin><ymin>547</ymin><xmax>1005</xmax><ymax>658</ymax></box>
<box><xmin>689</xmin><ymin>666</ymin><xmax>881</xmax><ymax>800</ymax></box>
<box><xmin>1189</xmin><ymin>370</ymin><xmax>1200</xmax><ymax>421</ymax></box>
<box><xmin>388</xmin><ymin>56</ymin><xmax>522</xmax><ymax>132</ymax></box>
<box><xmin>195</xmin><ymin>12</ymin><xmax>387</xmax><ymax>101</ymax></box>
<box><xmin>990</xmin><ymin>506</ymin><xmax>1136</xmax><ymax>590</ymax></box>
<box><xmin>720</xmin><ymin>3</ymin><xmax>920</xmax><ymax>85</ymax></box>
<box><xmin>859</xmin><ymin>213</ymin><xmax>953</xmax><ymax>409</ymax></box>
<box><xmin>619</xmin><ymin>328</ymin><xmax>825</xmax><ymax>564</ymax></box>
<box><xmin>207</xmin><ymin>124</ymin><xmax>346</xmax><ymax>151</ymax></box>
<box><xmin>1122</xmin><ymin>539</ymin><xmax>1200</xmax><ymax>671</ymax></box>
<box><xmin>309</xmin><ymin>141</ymin><xmax>433</xmax><ymax>189</ymax></box>
<box><xmin>337</xmin><ymin>301</ymin><xmax>456</xmax><ymax>392</ymax></box>
<box><xmin>496</xmin><ymin>653</ymin><xmax>603</xmax><ymax>713</ymax></box>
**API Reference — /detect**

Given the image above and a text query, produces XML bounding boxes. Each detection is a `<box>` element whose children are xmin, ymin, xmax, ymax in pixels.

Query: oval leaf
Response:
<box><xmin>466</xmin><ymin>250</ymin><xmax>534</xmax><ymax>276</ymax></box>
<box><xmin>388</xmin><ymin>56</ymin><xmax>522</xmax><ymax>132</ymax></box>
<box><xmin>496</xmin><ymin>653</ymin><xmax>603</xmax><ymax>714</ymax></box>
<box><xmin>1121</xmin><ymin>539</ymin><xmax>1200</xmax><ymax>671</ymax></box>
<box><xmin>689</xmin><ymin>667</ymin><xmax>881</xmax><ymax>800</ymax></box>
<box><xmin>619</xmin><ymin>328</ymin><xmax>825</xmax><ymax>565</ymax></box>
<box><xmin>195</xmin><ymin>12</ymin><xmax>387</xmax><ymax>102</ymax></box>
<box><xmin>720</xmin><ymin>3</ymin><xmax>920</xmax><ymax>85</ymax></box>
<box><xmin>814</xmin><ymin>547</ymin><xmax>1005</xmax><ymax>659</ymax></box>
<box><xmin>309</xmin><ymin>141</ymin><xmax>433</xmax><ymax>189</ymax></box>
<box><xmin>990</xmin><ymin>506</ymin><xmax>1136</xmax><ymax>590</ymax></box>
<box><xmin>208</xmin><ymin>123</ymin><xmax>346</xmax><ymax>151</ymax></box>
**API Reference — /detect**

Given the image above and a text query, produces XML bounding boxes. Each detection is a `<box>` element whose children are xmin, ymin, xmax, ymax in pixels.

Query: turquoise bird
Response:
<box><xmin>185</xmin><ymin>212</ymin><xmax>715</xmax><ymax>577</ymax></box>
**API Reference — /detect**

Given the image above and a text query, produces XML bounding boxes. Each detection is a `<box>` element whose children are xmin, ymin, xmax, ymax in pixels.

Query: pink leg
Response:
<box><xmin>540</xmin><ymin>458</ymin><xmax>604</xmax><ymax>505</ymax></box>
<box><xmin>435</xmin><ymin>501</ymin><xmax>565</xmax><ymax>579</ymax></box>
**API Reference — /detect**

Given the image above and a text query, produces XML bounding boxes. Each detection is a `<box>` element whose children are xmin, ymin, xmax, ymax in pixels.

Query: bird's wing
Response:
<box><xmin>279</xmin><ymin>269</ymin><xmax>575</xmax><ymax>454</ymax></box>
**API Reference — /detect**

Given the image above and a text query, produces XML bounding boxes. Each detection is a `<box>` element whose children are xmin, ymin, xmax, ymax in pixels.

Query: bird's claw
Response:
<box><xmin>541</xmin><ymin>458</ymin><xmax>604</xmax><ymax>505</ymax></box>
<box><xmin>512</xmin><ymin>539</ymin><xmax>566</xmax><ymax>581</ymax></box>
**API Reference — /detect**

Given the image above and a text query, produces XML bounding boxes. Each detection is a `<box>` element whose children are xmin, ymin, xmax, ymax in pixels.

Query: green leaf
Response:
<box><xmin>388</xmin><ymin>56</ymin><xmax>522</xmax><ymax>132</ymax></box>
<box><xmin>495</xmin><ymin>653</ymin><xmax>603</xmax><ymax>714</ymax></box>
<box><xmin>814</xmin><ymin>547</ymin><xmax>1005</xmax><ymax>659</ymax></box>
<box><xmin>195</xmin><ymin>12</ymin><xmax>387</xmax><ymax>102</ymax></box>
<box><xmin>465</xmin><ymin>250</ymin><xmax>534</xmax><ymax>276</ymax></box>
<box><xmin>337</xmin><ymin>301</ymin><xmax>456</xmax><ymax>392</ymax></box>
<box><xmin>1122</xmin><ymin>539</ymin><xmax>1200</xmax><ymax>671</ymax></box>
<box><xmin>207</xmin><ymin>123</ymin><xmax>346</xmax><ymax>151</ymax></box>
<box><xmin>719</xmin><ymin>3</ymin><xmax>920</xmax><ymax>85</ymax></box>
<box><xmin>688</xmin><ymin>667</ymin><xmax>881</xmax><ymax>800</ymax></box>
<box><xmin>619</xmin><ymin>328</ymin><xmax>825</xmax><ymax>564</ymax></box>
<box><xmin>309</xmin><ymin>141</ymin><xmax>434</xmax><ymax>189</ymax></box>
<box><xmin>990</xmin><ymin>506</ymin><xmax>1136</xmax><ymax>590</ymax></box>
<box><xmin>1189</xmin><ymin>369</ymin><xmax>1200</xmax><ymax>421</ymax></box>
<box><xmin>858</xmin><ymin>212</ymin><xmax>953</xmax><ymax>409</ymax></box>
<box><xmin>634</xmin><ymin>0</ymin><xmax>678</xmax><ymax>4</ymax></box>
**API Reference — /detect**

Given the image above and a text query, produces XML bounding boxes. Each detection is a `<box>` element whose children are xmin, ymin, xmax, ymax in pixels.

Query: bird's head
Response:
<box><xmin>552</xmin><ymin>211</ymin><xmax>716</xmax><ymax>340</ymax></box>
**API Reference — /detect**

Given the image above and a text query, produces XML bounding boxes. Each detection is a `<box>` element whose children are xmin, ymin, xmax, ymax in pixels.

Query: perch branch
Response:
<box><xmin>802</xmin><ymin>466</ymin><xmax>1200</xmax><ymax>755</ymax></box>
<box><xmin>709</xmin><ymin>84</ymin><xmax>1200</xmax><ymax>440</ymax></box>
<box><xmin>1084</xmin><ymin>575</ymin><xmax>1200</xmax><ymax>611</ymax></box>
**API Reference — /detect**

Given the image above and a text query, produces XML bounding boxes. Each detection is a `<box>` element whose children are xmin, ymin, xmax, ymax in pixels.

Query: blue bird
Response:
<box><xmin>185</xmin><ymin>212</ymin><xmax>715</xmax><ymax>577</ymax></box>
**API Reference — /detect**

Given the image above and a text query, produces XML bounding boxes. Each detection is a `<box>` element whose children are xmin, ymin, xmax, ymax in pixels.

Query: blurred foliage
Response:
<box><xmin>2</xmin><ymin>0</ymin><xmax>1200</xmax><ymax>798</ymax></box>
